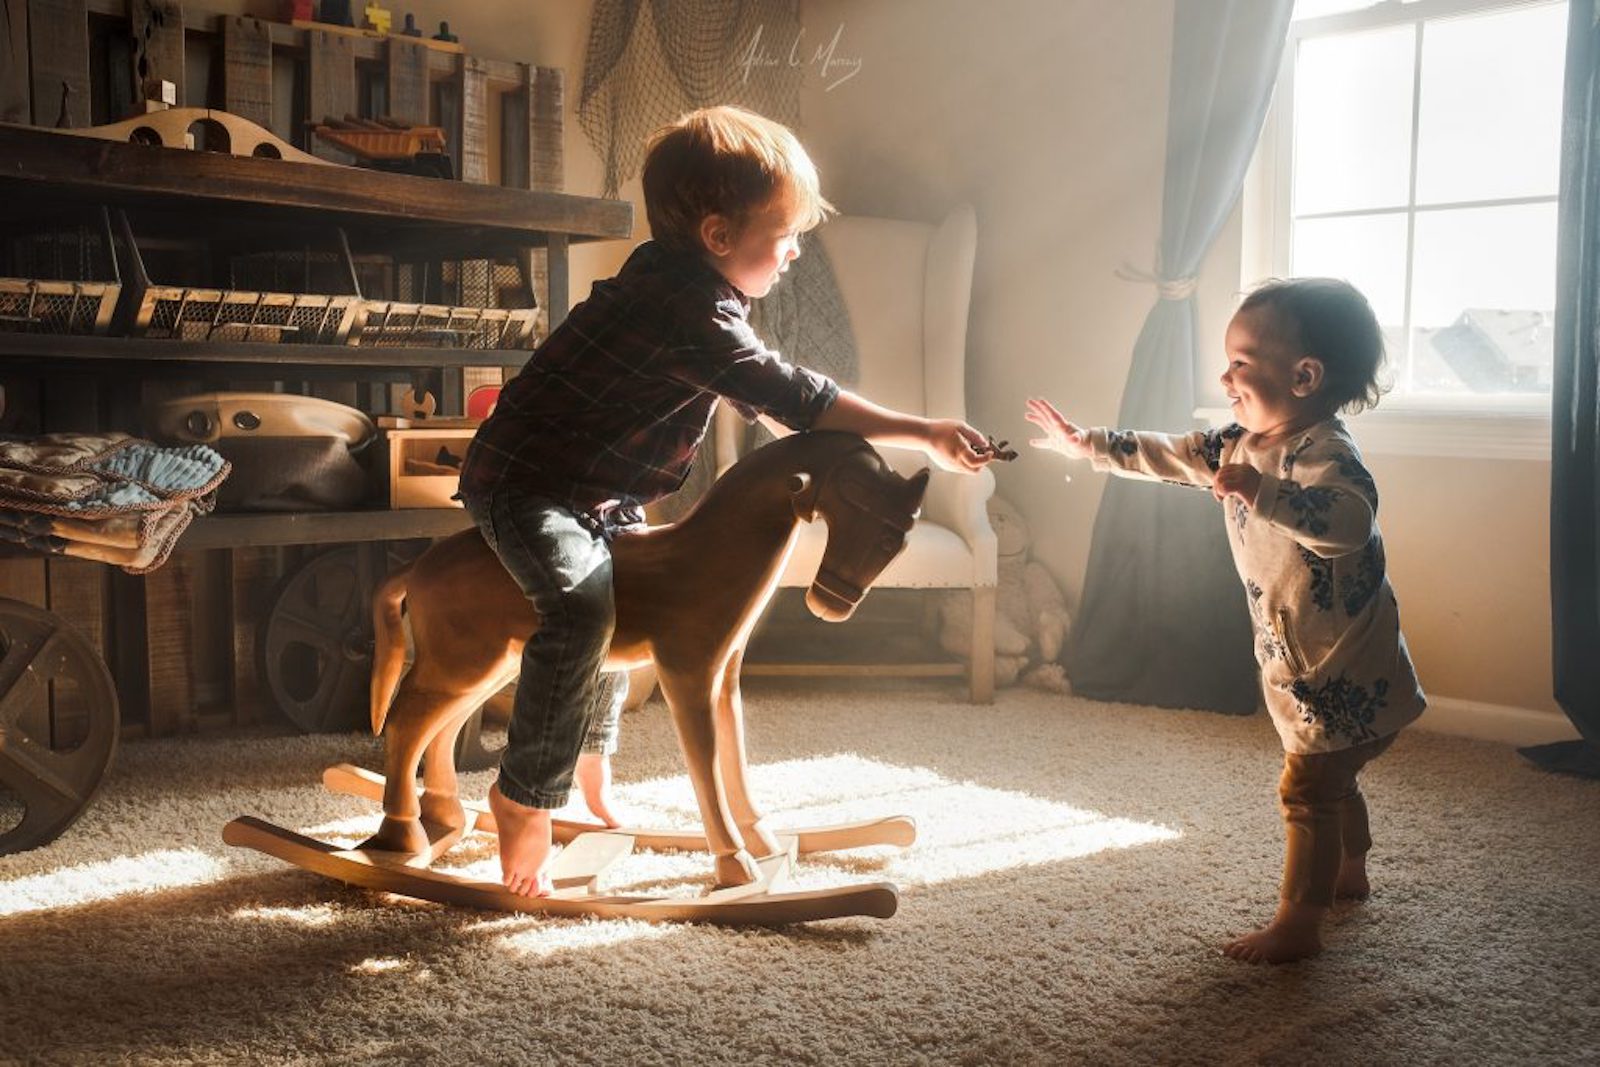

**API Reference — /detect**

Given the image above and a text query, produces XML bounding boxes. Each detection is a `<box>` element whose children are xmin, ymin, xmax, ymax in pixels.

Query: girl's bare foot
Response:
<box><xmin>487</xmin><ymin>782</ymin><xmax>553</xmax><ymax>897</ymax></box>
<box><xmin>1335</xmin><ymin>854</ymin><xmax>1371</xmax><ymax>900</ymax></box>
<box><xmin>1223</xmin><ymin>900</ymin><xmax>1326</xmax><ymax>964</ymax></box>
<box><xmin>574</xmin><ymin>753</ymin><xmax>621</xmax><ymax>828</ymax></box>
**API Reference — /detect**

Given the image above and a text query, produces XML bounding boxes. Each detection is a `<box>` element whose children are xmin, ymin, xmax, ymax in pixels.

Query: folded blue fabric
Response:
<box><xmin>81</xmin><ymin>442</ymin><xmax>229</xmax><ymax>508</ymax></box>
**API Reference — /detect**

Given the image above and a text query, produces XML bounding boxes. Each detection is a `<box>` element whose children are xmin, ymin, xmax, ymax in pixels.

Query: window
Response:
<box><xmin>1241</xmin><ymin>0</ymin><xmax>1567</xmax><ymax>452</ymax></box>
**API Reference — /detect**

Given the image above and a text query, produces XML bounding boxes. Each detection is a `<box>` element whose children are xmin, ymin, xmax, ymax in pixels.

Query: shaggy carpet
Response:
<box><xmin>2</xmin><ymin>682</ymin><xmax>1597</xmax><ymax>1066</ymax></box>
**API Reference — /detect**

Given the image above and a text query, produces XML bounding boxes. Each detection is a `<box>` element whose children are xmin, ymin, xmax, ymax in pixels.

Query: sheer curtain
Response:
<box><xmin>1064</xmin><ymin>0</ymin><xmax>1293</xmax><ymax>713</ymax></box>
<box><xmin>1526</xmin><ymin>0</ymin><xmax>1600</xmax><ymax>776</ymax></box>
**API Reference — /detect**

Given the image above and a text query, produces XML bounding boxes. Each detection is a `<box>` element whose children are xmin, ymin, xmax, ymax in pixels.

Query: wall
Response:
<box><xmin>799</xmin><ymin>0</ymin><xmax>1172</xmax><ymax>630</ymax></box>
<box><xmin>796</xmin><ymin>0</ymin><xmax>1565</xmax><ymax>725</ymax></box>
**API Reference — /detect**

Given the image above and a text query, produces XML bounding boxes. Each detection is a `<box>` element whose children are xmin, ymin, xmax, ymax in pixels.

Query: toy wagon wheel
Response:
<box><xmin>259</xmin><ymin>541</ymin><xmax>467</xmax><ymax>738</ymax></box>
<box><xmin>260</xmin><ymin>544</ymin><xmax>395</xmax><ymax>733</ymax></box>
<box><xmin>0</xmin><ymin>598</ymin><xmax>119</xmax><ymax>856</ymax></box>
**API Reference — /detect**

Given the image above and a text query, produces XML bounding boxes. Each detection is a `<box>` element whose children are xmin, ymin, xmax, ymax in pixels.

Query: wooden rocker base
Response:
<box><xmin>220</xmin><ymin>764</ymin><xmax>915</xmax><ymax>925</ymax></box>
<box><xmin>322</xmin><ymin>763</ymin><xmax>919</xmax><ymax>854</ymax></box>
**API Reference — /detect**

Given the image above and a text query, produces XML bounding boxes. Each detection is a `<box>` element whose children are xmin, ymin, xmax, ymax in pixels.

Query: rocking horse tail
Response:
<box><xmin>369</xmin><ymin>564</ymin><xmax>413</xmax><ymax>736</ymax></box>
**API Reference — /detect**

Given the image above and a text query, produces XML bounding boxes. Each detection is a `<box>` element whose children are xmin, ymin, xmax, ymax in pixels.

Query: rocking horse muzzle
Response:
<box><xmin>805</xmin><ymin>463</ymin><xmax>930</xmax><ymax>622</ymax></box>
<box><xmin>807</xmin><ymin>571</ymin><xmax>866</xmax><ymax>621</ymax></box>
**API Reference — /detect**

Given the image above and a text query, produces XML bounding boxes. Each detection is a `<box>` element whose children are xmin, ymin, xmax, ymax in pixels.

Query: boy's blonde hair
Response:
<box><xmin>641</xmin><ymin>105</ymin><xmax>832</xmax><ymax>254</ymax></box>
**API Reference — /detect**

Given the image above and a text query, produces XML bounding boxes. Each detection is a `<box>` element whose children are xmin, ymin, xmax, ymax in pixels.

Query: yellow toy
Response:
<box><xmin>364</xmin><ymin>2</ymin><xmax>392</xmax><ymax>34</ymax></box>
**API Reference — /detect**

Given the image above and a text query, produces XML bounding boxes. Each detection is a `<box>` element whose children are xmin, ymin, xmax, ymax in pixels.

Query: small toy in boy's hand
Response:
<box><xmin>975</xmin><ymin>435</ymin><xmax>1019</xmax><ymax>461</ymax></box>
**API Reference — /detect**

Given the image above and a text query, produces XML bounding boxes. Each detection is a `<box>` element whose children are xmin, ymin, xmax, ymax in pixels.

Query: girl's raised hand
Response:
<box><xmin>1025</xmin><ymin>397</ymin><xmax>1090</xmax><ymax>460</ymax></box>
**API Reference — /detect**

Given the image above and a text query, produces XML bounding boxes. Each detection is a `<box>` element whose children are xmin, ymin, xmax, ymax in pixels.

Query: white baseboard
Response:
<box><xmin>1413</xmin><ymin>695</ymin><xmax>1582</xmax><ymax>747</ymax></box>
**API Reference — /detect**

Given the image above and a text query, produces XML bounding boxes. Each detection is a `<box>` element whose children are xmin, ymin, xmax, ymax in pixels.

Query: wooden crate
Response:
<box><xmin>381</xmin><ymin>426</ymin><xmax>475</xmax><ymax>508</ymax></box>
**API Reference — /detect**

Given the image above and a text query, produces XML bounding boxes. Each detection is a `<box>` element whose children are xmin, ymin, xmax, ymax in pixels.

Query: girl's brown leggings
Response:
<box><xmin>1278</xmin><ymin>731</ymin><xmax>1399</xmax><ymax>907</ymax></box>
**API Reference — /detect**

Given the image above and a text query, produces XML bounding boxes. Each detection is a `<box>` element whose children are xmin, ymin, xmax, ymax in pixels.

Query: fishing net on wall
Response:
<box><xmin>578</xmin><ymin>0</ymin><xmax>804</xmax><ymax>198</ymax></box>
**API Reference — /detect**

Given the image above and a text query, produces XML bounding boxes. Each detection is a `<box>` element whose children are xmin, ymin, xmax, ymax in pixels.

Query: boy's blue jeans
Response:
<box><xmin>461</xmin><ymin>489</ymin><xmax>626</xmax><ymax>809</ymax></box>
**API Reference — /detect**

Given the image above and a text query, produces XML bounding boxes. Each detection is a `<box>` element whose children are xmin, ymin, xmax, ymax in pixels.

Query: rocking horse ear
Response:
<box><xmin>906</xmin><ymin>468</ymin><xmax>931</xmax><ymax>509</ymax></box>
<box><xmin>789</xmin><ymin>472</ymin><xmax>818</xmax><ymax>521</ymax></box>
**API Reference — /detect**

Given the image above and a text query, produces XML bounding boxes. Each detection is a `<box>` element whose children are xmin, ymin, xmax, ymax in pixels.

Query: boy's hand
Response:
<box><xmin>1025</xmin><ymin>397</ymin><xmax>1090</xmax><ymax>460</ymax></box>
<box><xmin>928</xmin><ymin>419</ymin><xmax>993</xmax><ymax>473</ymax></box>
<box><xmin>1213</xmin><ymin>463</ymin><xmax>1263</xmax><ymax>506</ymax></box>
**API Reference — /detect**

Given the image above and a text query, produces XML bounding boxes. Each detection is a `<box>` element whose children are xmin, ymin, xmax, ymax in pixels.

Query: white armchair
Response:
<box><xmin>724</xmin><ymin>205</ymin><xmax>998</xmax><ymax>702</ymax></box>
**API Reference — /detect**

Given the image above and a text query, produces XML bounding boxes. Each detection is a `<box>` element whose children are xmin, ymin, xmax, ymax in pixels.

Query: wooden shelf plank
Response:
<box><xmin>0</xmin><ymin>333</ymin><xmax>528</xmax><ymax>372</ymax></box>
<box><xmin>182</xmin><ymin>508</ymin><xmax>472</xmax><ymax>550</ymax></box>
<box><xmin>0</xmin><ymin>124</ymin><xmax>633</xmax><ymax>245</ymax></box>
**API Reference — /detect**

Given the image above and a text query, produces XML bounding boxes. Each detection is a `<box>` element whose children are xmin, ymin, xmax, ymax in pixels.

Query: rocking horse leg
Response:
<box><xmin>655</xmin><ymin>661</ymin><xmax>760</xmax><ymax>888</ymax></box>
<box><xmin>365</xmin><ymin>686</ymin><xmax>483</xmax><ymax>856</ymax></box>
<box><xmin>714</xmin><ymin>654</ymin><xmax>782</xmax><ymax>860</ymax></box>
<box><xmin>417</xmin><ymin>687</ymin><xmax>497</xmax><ymax>833</ymax></box>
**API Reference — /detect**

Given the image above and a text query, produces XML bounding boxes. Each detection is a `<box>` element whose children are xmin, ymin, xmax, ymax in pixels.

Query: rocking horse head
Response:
<box><xmin>786</xmin><ymin>438</ymin><xmax>930</xmax><ymax>622</ymax></box>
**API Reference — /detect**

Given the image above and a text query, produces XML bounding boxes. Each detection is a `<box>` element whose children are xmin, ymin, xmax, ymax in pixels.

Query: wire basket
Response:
<box><xmin>350</xmin><ymin>258</ymin><xmax>539</xmax><ymax>350</ymax></box>
<box><xmin>117</xmin><ymin>212</ymin><xmax>361</xmax><ymax>345</ymax></box>
<box><xmin>352</xmin><ymin>303</ymin><xmax>537</xmax><ymax>349</ymax></box>
<box><xmin>0</xmin><ymin>207</ymin><xmax>122</xmax><ymax>336</ymax></box>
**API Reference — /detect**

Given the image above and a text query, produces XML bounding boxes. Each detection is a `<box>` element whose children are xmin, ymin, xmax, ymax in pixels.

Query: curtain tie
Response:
<box><xmin>1115</xmin><ymin>262</ymin><xmax>1198</xmax><ymax>301</ymax></box>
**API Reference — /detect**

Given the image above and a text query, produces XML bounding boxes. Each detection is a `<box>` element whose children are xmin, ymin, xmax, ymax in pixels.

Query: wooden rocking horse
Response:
<box><xmin>226</xmin><ymin>431</ymin><xmax>929</xmax><ymax>923</ymax></box>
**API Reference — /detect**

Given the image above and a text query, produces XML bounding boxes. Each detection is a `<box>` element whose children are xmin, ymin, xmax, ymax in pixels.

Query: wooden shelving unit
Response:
<box><xmin>0</xmin><ymin>4</ymin><xmax>633</xmax><ymax>756</ymax></box>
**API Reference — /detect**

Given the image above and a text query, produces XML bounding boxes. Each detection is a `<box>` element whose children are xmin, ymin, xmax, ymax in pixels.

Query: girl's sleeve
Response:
<box><xmin>1086</xmin><ymin>425</ymin><xmax>1241</xmax><ymax>490</ymax></box>
<box><xmin>1251</xmin><ymin>438</ymin><xmax>1378</xmax><ymax>557</ymax></box>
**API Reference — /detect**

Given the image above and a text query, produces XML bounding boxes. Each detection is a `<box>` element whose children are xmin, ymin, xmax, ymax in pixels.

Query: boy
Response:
<box><xmin>1026</xmin><ymin>278</ymin><xmax>1425</xmax><ymax>963</ymax></box>
<box><xmin>457</xmin><ymin>105</ymin><xmax>994</xmax><ymax>897</ymax></box>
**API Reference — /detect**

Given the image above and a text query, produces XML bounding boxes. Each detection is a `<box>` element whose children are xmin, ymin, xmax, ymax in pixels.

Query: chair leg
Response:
<box><xmin>969</xmin><ymin>585</ymin><xmax>995</xmax><ymax>704</ymax></box>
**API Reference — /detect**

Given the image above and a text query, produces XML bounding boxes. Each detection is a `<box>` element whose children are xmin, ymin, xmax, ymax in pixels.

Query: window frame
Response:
<box><xmin>1233</xmin><ymin>0</ymin><xmax>1563</xmax><ymax>460</ymax></box>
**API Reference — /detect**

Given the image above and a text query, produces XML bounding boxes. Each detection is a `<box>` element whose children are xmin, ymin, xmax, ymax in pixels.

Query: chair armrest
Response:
<box><xmin>921</xmin><ymin>465</ymin><xmax>998</xmax><ymax>586</ymax></box>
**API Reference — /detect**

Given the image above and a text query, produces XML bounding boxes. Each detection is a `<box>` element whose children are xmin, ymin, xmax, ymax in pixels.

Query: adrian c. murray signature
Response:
<box><xmin>738</xmin><ymin>23</ymin><xmax>863</xmax><ymax>91</ymax></box>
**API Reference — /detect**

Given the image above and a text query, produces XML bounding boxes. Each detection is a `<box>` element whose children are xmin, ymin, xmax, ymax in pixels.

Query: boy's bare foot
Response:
<box><xmin>487</xmin><ymin>782</ymin><xmax>553</xmax><ymax>897</ymax></box>
<box><xmin>1335</xmin><ymin>854</ymin><xmax>1371</xmax><ymax>900</ymax></box>
<box><xmin>1223</xmin><ymin>900</ymin><xmax>1326</xmax><ymax>964</ymax></box>
<box><xmin>574</xmin><ymin>753</ymin><xmax>621</xmax><ymax>828</ymax></box>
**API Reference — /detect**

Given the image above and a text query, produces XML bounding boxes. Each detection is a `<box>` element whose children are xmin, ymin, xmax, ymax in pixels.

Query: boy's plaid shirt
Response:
<box><xmin>457</xmin><ymin>241</ymin><xmax>839</xmax><ymax>527</ymax></box>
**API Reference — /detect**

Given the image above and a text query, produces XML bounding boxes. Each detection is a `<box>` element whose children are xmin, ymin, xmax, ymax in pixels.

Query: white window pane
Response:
<box><xmin>1408</xmin><ymin>203</ymin><xmax>1557</xmax><ymax>395</ymax></box>
<box><xmin>1411</xmin><ymin>203</ymin><xmax>1558</xmax><ymax>326</ymax></box>
<box><xmin>1290</xmin><ymin>213</ymin><xmax>1410</xmax><ymax>327</ymax></box>
<box><xmin>1416</xmin><ymin>2</ymin><xmax>1567</xmax><ymax>205</ymax></box>
<box><xmin>1293</xmin><ymin>26</ymin><xmax>1416</xmax><ymax>215</ymax></box>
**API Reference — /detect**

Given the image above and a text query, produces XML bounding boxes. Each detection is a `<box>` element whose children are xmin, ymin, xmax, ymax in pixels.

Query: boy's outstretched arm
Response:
<box><xmin>812</xmin><ymin>389</ymin><xmax>992</xmax><ymax>473</ymax></box>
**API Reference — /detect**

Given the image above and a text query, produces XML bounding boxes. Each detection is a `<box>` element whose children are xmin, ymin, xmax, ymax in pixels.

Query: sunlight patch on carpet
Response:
<box><xmin>475</xmin><ymin>913</ymin><xmax>679</xmax><ymax>957</ymax></box>
<box><xmin>351</xmin><ymin>956</ymin><xmax>415</xmax><ymax>975</ymax></box>
<box><xmin>606</xmin><ymin>753</ymin><xmax>1181</xmax><ymax>890</ymax></box>
<box><xmin>232</xmin><ymin>903</ymin><xmax>342</xmax><ymax>927</ymax></box>
<box><xmin>380</xmin><ymin>754</ymin><xmax>1182</xmax><ymax>956</ymax></box>
<box><xmin>0</xmin><ymin>755</ymin><xmax>1172</xmax><ymax>932</ymax></box>
<box><xmin>0</xmin><ymin>848</ymin><xmax>224</xmax><ymax>916</ymax></box>
<box><xmin>299</xmin><ymin>814</ymin><xmax>390</xmax><ymax>845</ymax></box>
